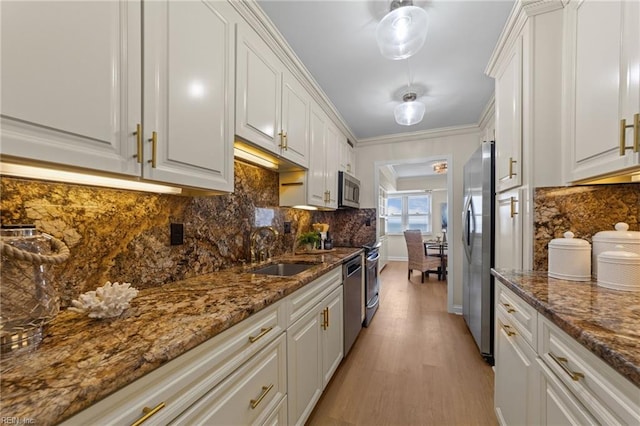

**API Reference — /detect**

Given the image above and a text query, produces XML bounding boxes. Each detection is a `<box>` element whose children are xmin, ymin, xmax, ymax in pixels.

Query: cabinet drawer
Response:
<box><xmin>537</xmin><ymin>358</ymin><xmax>598</xmax><ymax>425</ymax></box>
<box><xmin>538</xmin><ymin>315</ymin><xmax>640</xmax><ymax>425</ymax></box>
<box><xmin>496</xmin><ymin>282</ymin><xmax>537</xmax><ymax>349</ymax></box>
<box><xmin>285</xmin><ymin>267</ymin><xmax>341</xmax><ymax>327</ymax></box>
<box><xmin>170</xmin><ymin>333</ymin><xmax>287</xmax><ymax>425</ymax></box>
<box><xmin>61</xmin><ymin>300</ymin><xmax>286</xmax><ymax>425</ymax></box>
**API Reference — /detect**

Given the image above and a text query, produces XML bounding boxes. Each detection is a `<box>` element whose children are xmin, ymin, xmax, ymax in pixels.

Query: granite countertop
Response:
<box><xmin>491</xmin><ymin>269</ymin><xmax>640</xmax><ymax>388</ymax></box>
<box><xmin>0</xmin><ymin>248</ymin><xmax>362</xmax><ymax>425</ymax></box>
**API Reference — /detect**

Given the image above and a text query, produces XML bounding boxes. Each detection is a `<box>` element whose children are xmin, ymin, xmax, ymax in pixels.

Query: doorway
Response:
<box><xmin>374</xmin><ymin>156</ymin><xmax>454</xmax><ymax>313</ymax></box>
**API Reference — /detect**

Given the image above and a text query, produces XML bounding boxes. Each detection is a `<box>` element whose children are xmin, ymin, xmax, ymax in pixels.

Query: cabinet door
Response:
<box><xmin>538</xmin><ymin>360</ymin><xmax>598</xmax><ymax>426</ymax></box>
<box><xmin>495</xmin><ymin>189</ymin><xmax>523</xmax><ymax>270</ymax></box>
<box><xmin>322</xmin><ymin>286</ymin><xmax>343</xmax><ymax>389</ymax></box>
<box><xmin>308</xmin><ymin>103</ymin><xmax>328</xmax><ymax>207</ymax></box>
<box><xmin>287</xmin><ymin>304</ymin><xmax>323</xmax><ymax>426</ymax></box>
<box><xmin>236</xmin><ymin>22</ymin><xmax>282</xmax><ymax>154</ymax></box>
<box><xmin>494</xmin><ymin>312</ymin><xmax>540</xmax><ymax>426</ymax></box>
<box><xmin>142</xmin><ymin>0</ymin><xmax>234</xmax><ymax>192</ymax></box>
<box><xmin>494</xmin><ymin>35</ymin><xmax>523</xmax><ymax>192</ymax></box>
<box><xmin>564</xmin><ymin>0</ymin><xmax>640</xmax><ymax>182</ymax></box>
<box><xmin>324</xmin><ymin>123</ymin><xmax>340</xmax><ymax>209</ymax></box>
<box><xmin>0</xmin><ymin>1</ymin><xmax>141</xmax><ymax>176</ymax></box>
<box><xmin>281</xmin><ymin>72</ymin><xmax>310</xmax><ymax>168</ymax></box>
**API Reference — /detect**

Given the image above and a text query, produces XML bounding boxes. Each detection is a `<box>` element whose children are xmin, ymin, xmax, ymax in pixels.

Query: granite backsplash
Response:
<box><xmin>0</xmin><ymin>161</ymin><xmax>375</xmax><ymax>307</ymax></box>
<box><xmin>533</xmin><ymin>183</ymin><xmax>640</xmax><ymax>270</ymax></box>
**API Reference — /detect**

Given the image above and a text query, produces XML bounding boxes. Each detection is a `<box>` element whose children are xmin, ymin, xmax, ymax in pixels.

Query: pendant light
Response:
<box><xmin>376</xmin><ymin>0</ymin><xmax>428</xmax><ymax>60</ymax></box>
<box><xmin>394</xmin><ymin>59</ymin><xmax>425</xmax><ymax>126</ymax></box>
<box><xmin>395</xmin><ymin>92</ymin><xmax>425</xmax><ymax>126</ymax></box>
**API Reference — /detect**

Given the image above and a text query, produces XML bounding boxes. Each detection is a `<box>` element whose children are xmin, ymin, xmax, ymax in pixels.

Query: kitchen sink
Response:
<box><xmin>250</xmin><ymin>262</ymin><xmax>316</xmax><ymax>277</ymax></box>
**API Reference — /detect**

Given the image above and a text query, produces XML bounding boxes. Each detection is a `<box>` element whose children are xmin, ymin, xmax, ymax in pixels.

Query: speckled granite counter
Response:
<box><xmin>0</xmin><ymin>248</ymin><xmax>362</xmax><ymax>425</ymax></box>
<box><xmin>491</xmin><ymin>269</ymin><xmax>640</xmax><ymax>388</ymax></box>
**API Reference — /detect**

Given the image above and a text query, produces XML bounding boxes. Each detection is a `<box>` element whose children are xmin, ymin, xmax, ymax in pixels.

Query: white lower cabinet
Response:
<box><xmin>286</xmin><ymin>268</ymin><xmax>343</xmax><ymax>426</ymax></box>
<box><xmin>537</xmin><ymin>358</ymin><xmax>597</xmax><ymax>425</ymax></box>
<box><xmin>170</xmin><ymin>334</ymin><xmax>287</xmax><ymax>426</ymax></box>
<box><xmin>61</xmin><ymin>268</ymin><xmax>345</xmax><ymax>426</ymax></box>
<box><xmin>494</xmin><ymin>283</ymin><xmax>540</xmax><ymax>426</ymax></box>
<box><xmin>494</xmin><ymin>281</ymin><xmax>640</xmax><ymax>425</ymax></box>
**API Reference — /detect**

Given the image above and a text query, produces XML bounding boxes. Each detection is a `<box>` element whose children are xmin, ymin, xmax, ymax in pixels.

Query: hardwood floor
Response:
<box><xmin>306</xmin><ymin>261</ymin><xmax>497</xmax><ymax>426</ymax></box>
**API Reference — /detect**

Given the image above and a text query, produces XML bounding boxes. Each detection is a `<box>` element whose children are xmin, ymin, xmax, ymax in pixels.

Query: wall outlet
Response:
<box><xmin>170</xmin><ymin>223</ymin><xmax>184</xmax><ymax>245</ymax></box>
<box><xmin>283</xmin><ymin>222</ymin><xmax>292</xmax><ymax>234</ymax></box>
<box><xmin>365</xmin><ymin>218</ymin><xmax>371</xmax><ymax>227</ymax></box>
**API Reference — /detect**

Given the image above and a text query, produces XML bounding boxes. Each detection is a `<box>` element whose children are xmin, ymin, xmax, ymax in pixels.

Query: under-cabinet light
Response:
<box><xmin>0</xmin><ymin>163</ymin><xmax>183</xmax><ymax>194</ymax></box>
<box><xmin>233</xmin><ymin>144</ymin><xmax>278</xmax><ymax>170</ymax></box>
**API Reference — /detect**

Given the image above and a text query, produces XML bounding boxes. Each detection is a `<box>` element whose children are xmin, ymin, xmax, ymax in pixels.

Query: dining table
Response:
<box><xmin>423</xmin><ymin>241</ymin><xmax>448</xmax><ymax>281</ymax></box>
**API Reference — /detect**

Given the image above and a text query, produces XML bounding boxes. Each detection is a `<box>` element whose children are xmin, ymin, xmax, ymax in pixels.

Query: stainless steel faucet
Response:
<box><xmin>250</xmin><ymin>226</ymin><xmax>279</xmax><ymax>263</ymax></box>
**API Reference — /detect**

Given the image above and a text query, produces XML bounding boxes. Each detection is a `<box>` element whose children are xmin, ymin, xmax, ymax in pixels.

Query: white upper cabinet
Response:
<box><xmin>143</xmin><ymin>0</ymin><xmax>236</xmax><ymax>192</ymax></box>
<box><xmin>307</xmin><ymin>103</ymin><xmax>329</xmax><ymax>208</ymax></box>
<box><xmin>563</xmin><ymin>0</ymin><xmax>640</xmax><ymax>182</ymax></box>
<box><xmin>494</xmin><ymin>34</ymin><xmax>523</xmax><ymax>193</ymax></box>
<box><xmin>338</xmin><ymin>135</ymin><xmax>356</xmax><ymax>177</ymax></box>
<box><xmin>236</xmin><ymin>23</ymin><xmax>309</xmax><ymax>168</ymax></box>
<box><xmin>281</xmin><ymin>72</ymin><xmax>311</xmax><ymax>167</ymax></box>
<box><xmin>0</xmin><ymin>1</ymin><xmax>141</xmax><ymax>176</ymax></box>
<box><xmin>1</xmin><ymin>0</ymin><xmax>236</xmax><ymax>193</ymax></box>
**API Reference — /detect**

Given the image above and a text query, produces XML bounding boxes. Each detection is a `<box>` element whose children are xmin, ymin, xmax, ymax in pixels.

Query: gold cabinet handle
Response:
<box><xmin>278</xmin><ymin>131</ymin><xmax>286</xmax><ymax>149</ymax></box>
<box><xmin>248</xmin><ymin>326</ymin><xmax>272</xmax><ymax>343</ymax></box>
<box><xmin>283</xmin><ymin>132</ymin><xmax>288</xmax><ymax>150</ymax></box>
<box><xmin>502</xmin><ymin>303</ymin><xmax>516</xmax><ymax>314</ymax></box>
<box><xmin>325</xmin><ymin>306</ymin><xmax>329</xmax><ymax>328</ymax></box>
<box><xmin>509</xmin><ymin>196</ymin><xmax>518</xmax><ymax>218</ymax></box>
<box><xmin>508</xmin><ymin>157</ymin><xmax>517</xmax><ymax>178</ymax></box>
<box><xmin>549</xmin><ymin>351</ymin><xmax>585</xmax><ymax>381</ymax></box>
<box><xmin>321</xmin><ymin>308</ymin><xmax>327</xmax><ymax>330</ymax></box>
<box><xmin>250</xmin><ymin>384</ymin><xmax>273</xmax><ymax>409</ymax></box>
<box><xmin>502</xmin><ymin>324</ymin><xmax>516</xmax><ymax>337</ymax></box>
<box><xmin>133</xmin><ymin>123</ymin><xmax>142</xmax><ymax>164</ymax></box>
<box><xmin>148</xmin><ymin>131</ymin><xmax>157</xmax><ymax>168</ymax></box>
<box><xmin>131</xmin><ymin>402</ymin><xmax>165</xmax><ymax>426</ymax></box>
<box><xmin>620</xmin><ymin>113</ymin><xmax>640</xmax><ymax>155</ymax></box>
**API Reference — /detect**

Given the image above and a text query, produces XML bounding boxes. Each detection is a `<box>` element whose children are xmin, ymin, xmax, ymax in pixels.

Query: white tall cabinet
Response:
<box><xmin>486</xmin><ymin>2</ymin><xmax>565</xmax><ymax>270</ymax></box>
<box><xmin>1</xmin><ymin>0</ymin><xmax>236</xmax><ymax>192</ymax></box>
<box><xmin>563</xmin><ymin>0</ymin><xmax>640</xmax><ymax>182</ymax></box>
<box><xmin>306</xmin><ymin>102</ymin><xmax>338</xmax><ymax>210</ymax></box>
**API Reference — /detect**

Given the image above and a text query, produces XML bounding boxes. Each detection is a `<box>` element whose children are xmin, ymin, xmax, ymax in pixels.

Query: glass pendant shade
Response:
<box><xmin>376</xmin><ymin>4</ymin><xmax>428</xmax><ymax>60</ymax></box>
<box><xmin>394</xmin><ymin>93</ymin><xmax>425</xmax><ymax>126</ymax></box>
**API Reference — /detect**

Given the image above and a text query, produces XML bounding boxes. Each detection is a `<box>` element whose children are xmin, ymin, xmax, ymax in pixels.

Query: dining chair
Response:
<box><xmin>403</xmin><ymin>230</ymin><xmax>442</xmax><ymax>283</ymax></box>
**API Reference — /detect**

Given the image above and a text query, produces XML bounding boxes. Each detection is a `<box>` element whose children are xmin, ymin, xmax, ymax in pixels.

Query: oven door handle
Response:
<box><xmin>367</xmin><ymin>252</ymin><xmax>380</xmax><ymax>263</ymax></box>
<box><xmin>366</xmin><ymin>294</ymin><xmax>379</xmax><ymax>309</ymax></box>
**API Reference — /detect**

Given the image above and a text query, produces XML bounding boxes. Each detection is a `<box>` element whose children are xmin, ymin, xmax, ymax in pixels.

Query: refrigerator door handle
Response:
<box><xmin>462</xmin><ymin>195</ymin><xmax>474</xmax><ymax>262</ymax></box>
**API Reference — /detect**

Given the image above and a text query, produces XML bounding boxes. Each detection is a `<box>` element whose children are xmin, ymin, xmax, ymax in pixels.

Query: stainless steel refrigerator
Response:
<box><xmin>462</xmin><ymin>141</ymin><xmax>495</xmax><ymax>364</ymax></box>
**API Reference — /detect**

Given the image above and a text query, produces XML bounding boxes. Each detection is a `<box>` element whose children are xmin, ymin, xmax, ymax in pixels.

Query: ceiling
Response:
<box><xmin>256</xmin><ymin>0</ymin><xmax>514</xmax><ymax>141</ymax></box>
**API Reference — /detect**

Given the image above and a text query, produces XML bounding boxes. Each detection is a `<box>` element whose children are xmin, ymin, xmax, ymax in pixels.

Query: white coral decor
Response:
<box><xmin>69</xmin><ymin>282</ymin><xmax>138</xmax><ymax>319</ymax></box>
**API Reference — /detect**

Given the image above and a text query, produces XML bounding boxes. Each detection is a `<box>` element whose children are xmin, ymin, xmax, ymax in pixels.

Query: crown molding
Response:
<box><xmin>477</xmin><ymin>95</ymin><xmax>495</xmax><ymax>132</ymax></box>
<box><xmin>357</xmin><ymin>124</ymin><xmax>480</xmax><ymax>147</ymax></box>
<box><xmin>231</xmin><ymin>0</ymin><xmax>357</xmax><ymax>143</ymax></box>
<box><xmin>485</xmin><ymin>0</ymin><xmax>564</xmax><ymax>77</ymax></box>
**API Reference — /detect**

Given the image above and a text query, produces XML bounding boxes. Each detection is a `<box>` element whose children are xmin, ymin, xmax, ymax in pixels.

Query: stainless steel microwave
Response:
<box><xmin>338</xmin><ymin>171</ymin><xmax>360</xmax><ymax>209</ymax></box>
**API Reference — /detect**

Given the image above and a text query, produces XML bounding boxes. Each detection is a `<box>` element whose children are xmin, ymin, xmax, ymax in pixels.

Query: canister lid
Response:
<box><xmin>593</xmin><ymin>222</ymin><xmax>640</xmax><ymax>243</ymax></box>
<box><xmin>598</xmin><ymin>245</ymin><xmax>640</xmax><ymax>264</ymax></box>
<box><xmin>549</xmin><ymin>231</ymin><xmax>590</xmax><ymax>248</ymax></box>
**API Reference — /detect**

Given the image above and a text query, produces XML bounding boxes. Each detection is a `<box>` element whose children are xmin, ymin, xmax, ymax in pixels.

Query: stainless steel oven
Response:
<box><xmin>363</xmin><ymin>242</ymin><xmax>381</xmax><ymax>327</ymax></box>
<box><xmin>338</xmin><ymin>171</ymin><xmax>360</xmax><ymax>209</ymax></box>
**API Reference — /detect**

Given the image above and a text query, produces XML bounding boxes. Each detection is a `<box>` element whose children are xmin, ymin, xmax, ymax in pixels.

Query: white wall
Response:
<box><xmin>356</xmin><ymin>129</ymin><xmax>481</xmax><ymax>313</ymax></box>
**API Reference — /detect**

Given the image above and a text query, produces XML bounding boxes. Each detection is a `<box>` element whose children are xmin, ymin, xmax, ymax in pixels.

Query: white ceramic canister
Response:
<box><xmin>548</xmin><ymin>231</ymin><xmax>591</xmax><ymax>281</ymax></box>
<box><xmin>597</xmin><ymin>245</ymin><xmax>640</xmax><ymax>291</ymax></box>
<box><xmin>592</xmin><ymin>223</ymin><xmax>640</xmax><ymax>278</ymax></box>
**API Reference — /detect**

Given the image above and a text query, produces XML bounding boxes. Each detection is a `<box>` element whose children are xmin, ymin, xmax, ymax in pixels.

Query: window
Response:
<box><xmin>385</xmin><ymin>192</ymin><xmax>432</xmax><ymax>234</ymax></box>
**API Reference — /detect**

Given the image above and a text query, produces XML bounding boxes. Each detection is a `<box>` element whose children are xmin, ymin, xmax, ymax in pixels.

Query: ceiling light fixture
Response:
<box><xmin>395</xmin><ymin>92</ymin><xmax>425</xmax><ymax>126</ymax></box>
<box><xmin>433</xmin><ymin>161</ymin><xmax>448</xmax><ymax>174</ymax></box>
<box><xmin>376</xmin><ymin>0</ymin><xmax>428</xmax><ymax>60</ymax></box>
